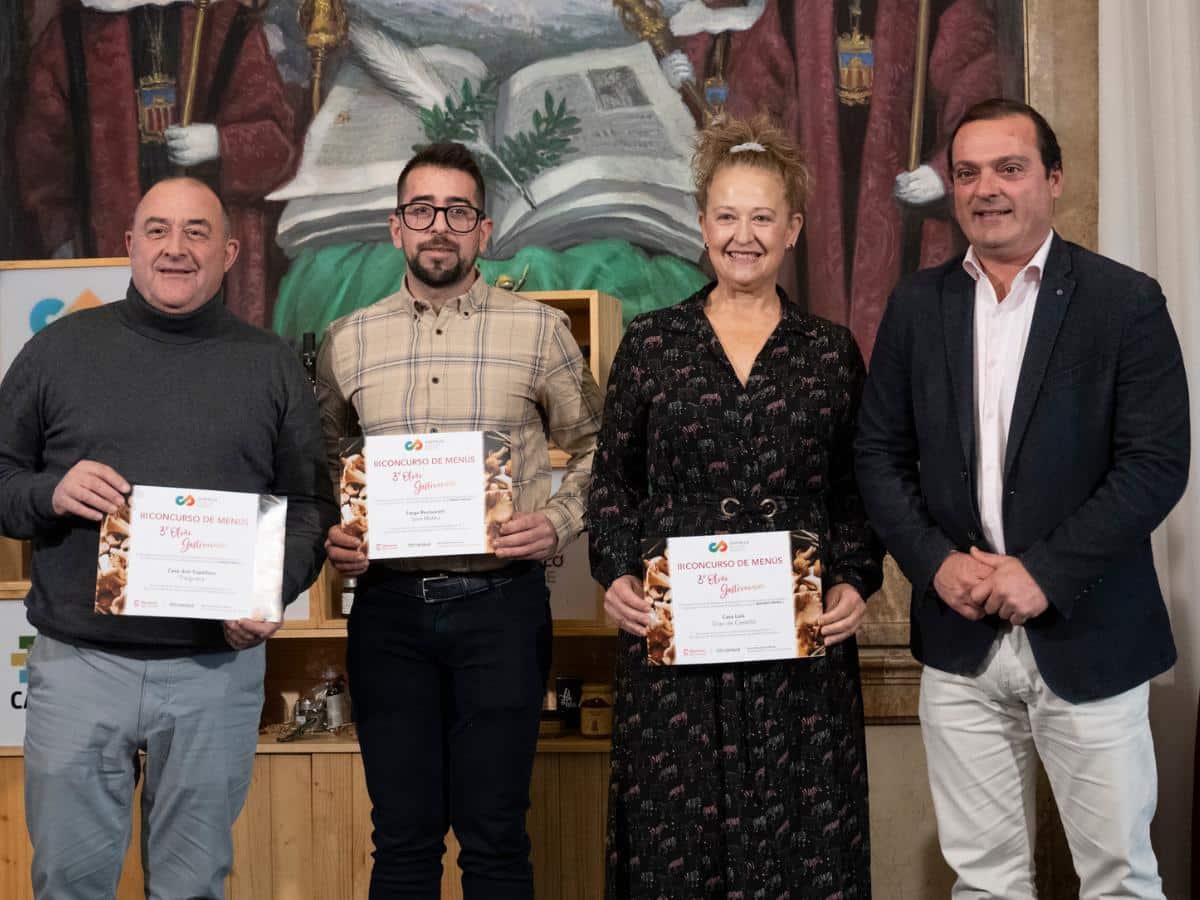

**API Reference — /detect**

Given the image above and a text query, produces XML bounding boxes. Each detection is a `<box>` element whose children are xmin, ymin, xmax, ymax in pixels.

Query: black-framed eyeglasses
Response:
<box><xmin>394</xmin><ymin>203</ymin><xmax>484</xmax><ymax>233</ymax></box>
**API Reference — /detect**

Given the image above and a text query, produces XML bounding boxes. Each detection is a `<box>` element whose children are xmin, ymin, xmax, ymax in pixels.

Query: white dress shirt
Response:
<box><xmin>965</xmin><ymin>230</ymin><xmax>1055</xmax><ymax>554</ymax></box>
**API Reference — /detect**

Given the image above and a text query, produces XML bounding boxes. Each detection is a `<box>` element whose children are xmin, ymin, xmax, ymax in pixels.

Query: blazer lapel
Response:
<box><xmin>1004</xmin><ymin>236</ymin><xmax>1076</xmax><ymax>478</ymax></box>
<box><xmin>941</xmin><ymin>265</ymin><xmax>976</xmax><ymax>474</ymax></box>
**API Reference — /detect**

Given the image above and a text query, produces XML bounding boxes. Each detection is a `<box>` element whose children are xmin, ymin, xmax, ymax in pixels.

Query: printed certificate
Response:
<box><xmin>94</xmin><ymin>485</ymin><xmax>287</xmax><ymax>622</ymax></box>
<box><xmin>340</xmin><ymin>431</ymin><xmax>513</xmax><ymax>559</ymax></box>
<box><xmin>642</xmin><ymin>530</ymin><xmax>824</xmax><ymax>666</ymax></box>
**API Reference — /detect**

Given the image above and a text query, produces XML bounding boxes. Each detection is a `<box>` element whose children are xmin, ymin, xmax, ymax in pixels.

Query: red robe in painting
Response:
<box><xmin>685</xmin><ymin>0</ymin><xmax>1001</xmax><ymax>358</ymax></box>
<box><xmin>17</xmin><ymin>3</ymin><xmax>296</xmax><ymax>326</ymax></box>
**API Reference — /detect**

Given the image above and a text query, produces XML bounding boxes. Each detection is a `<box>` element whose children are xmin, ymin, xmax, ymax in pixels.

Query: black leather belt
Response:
<box><xmin>367</xmin><ymin>561</ymin><xmax>537</xmax><ymax>604</ymax></box>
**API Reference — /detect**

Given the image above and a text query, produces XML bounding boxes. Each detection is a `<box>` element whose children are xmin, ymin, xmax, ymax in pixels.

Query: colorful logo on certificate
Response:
<box><xmin>404</xmin><ymin>439</ymin><xmax>424</xmax><ymax>451</ymax></box>
<box><xmin>707</xmin><ymin>540</ymin><xmax>728</xmax><ymax>553</ymax></box>
<box><xmin>175</xmin><ymin>495</ymin><xmax>196</xmax><ymax>507</ymax></box>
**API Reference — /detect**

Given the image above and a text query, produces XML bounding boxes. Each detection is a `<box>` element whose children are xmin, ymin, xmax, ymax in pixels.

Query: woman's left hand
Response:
<box><xmin>818</xmin><ymin>583</ymin><xmax>867</xmax><ymax>646</ymax></box>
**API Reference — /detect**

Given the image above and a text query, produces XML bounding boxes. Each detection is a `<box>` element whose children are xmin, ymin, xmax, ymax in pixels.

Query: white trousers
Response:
<box><xmin>919</xmin><ymin>626</ymin><xmax>1164</xmax><ymax>899</ymax></box>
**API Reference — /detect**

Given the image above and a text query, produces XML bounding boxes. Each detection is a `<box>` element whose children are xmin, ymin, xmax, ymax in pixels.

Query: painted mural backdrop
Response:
<box><xmin>2</xmin><ymin>0</ymin><xmax>1023</xmax><ymax>357</ymax></box>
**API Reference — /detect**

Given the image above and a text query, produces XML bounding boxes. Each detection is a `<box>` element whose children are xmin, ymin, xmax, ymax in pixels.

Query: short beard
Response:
<box><xmin>407</xmin><ymin>248</ymin><xmax>468</xmax><ymax>288</ymax></box>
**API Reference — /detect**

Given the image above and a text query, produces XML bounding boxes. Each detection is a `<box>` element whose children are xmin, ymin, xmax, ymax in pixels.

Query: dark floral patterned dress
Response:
<box><xmin>588</xmin><ymin>284</ymin><xmax>883</xmax><ymax>899</ymax></box>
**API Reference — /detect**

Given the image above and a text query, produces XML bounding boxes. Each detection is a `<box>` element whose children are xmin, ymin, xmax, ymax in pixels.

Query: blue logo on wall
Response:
<box><xmin>29</xmin><ymin>298</ymin><xmax>65</xmax><ymax>333</ymax></box>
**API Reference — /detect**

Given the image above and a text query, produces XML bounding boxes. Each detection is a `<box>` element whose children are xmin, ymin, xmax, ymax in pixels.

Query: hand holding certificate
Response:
<box><xmin>94</xmin><ymin>485</ymin><xmax>288</xmax><ymax>622</ymax></box>
<box><xmin>642</xmin><ymin>530</ymin><xmax>825</xmax><ymax>666</ymax></box>
<box><xmin>339</xmin><ymin>431</ymin><xmax>514</xmax><ymax>559</ymax></box>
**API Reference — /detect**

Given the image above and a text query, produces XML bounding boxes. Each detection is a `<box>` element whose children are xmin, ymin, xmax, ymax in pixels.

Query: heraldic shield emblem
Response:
<box><xmin>136</xmin><ymin>74</ymin><xmax>178</xmax><ymax>144</ymax></box>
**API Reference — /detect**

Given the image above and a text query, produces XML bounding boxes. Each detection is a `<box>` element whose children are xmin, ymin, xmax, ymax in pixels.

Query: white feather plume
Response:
<box><xmin>349</xmin><ymin>23</ymin><xmax>452</xmax><ymax>113</ymax></box>
<box><xmin>349</xmin><ymin>22</ymin><xmax>535</xmax><ymax>209</ymax></box>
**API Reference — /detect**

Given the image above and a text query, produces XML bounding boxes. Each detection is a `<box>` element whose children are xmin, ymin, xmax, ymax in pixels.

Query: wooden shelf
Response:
<box><xmin>276</xmin><ymin>625</ymin><xmax>345</xmax><ymax>639</ymax></box>
<box><xmin>257</xmin><ymin>727</ymin><xmax>359</xmax><ymax>753</ymax></box>
<box><xmin>255</xmin><ymin>726</ymin><xmax>610</xmax><ymax>755</ymax></box>
<box><xmin>552</xmin><ymin>621</ymin><xmax>616</xmax><ymax>637</ymax></box>
<box><xmin>536</xmin><ymin>735</ymin><xmax>611</xmax><ymax>753</ymax></box>
<box><xmin>278</xmin><ymin>616</ymin><xmax>613</xmax><ymax>641</ymax></box>
<box><xmin>0</xmin><ymin>579</ymin><xmax>30</xmax><ymax>600</ymax></box>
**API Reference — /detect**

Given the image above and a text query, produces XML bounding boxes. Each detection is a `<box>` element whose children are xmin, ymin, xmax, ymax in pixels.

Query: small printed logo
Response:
<box><xmin>29</xmin><ymin>298</ymin><xmax>64</xmax><ymax>333</ymax></box>
<box><xmin>10</xmin><ymin>634</ymin><xmax>35</xmax><ymax>685</ymax></box>
<box><xmin>404</xmin><ymin>439</ymin><xmax>425</xmax><ymax>451</ymax></box>
<box><xmin>175</xmin><ymin>495</ymin><xmax>196</xmax><ymax>506</ymax></box>
<box><xmin>707</xmin><ymin>540</ymin><xmax>728</xmax><ymax>553</ymax></box>
<box><xmin>28</xmin><ymin>290</ymin><xmax>104</xmax><ymax>334</ymax></box>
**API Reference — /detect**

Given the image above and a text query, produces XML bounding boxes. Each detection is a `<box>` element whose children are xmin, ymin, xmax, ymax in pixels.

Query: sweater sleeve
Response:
<box><xmin>272</xmin><ymin>350</ymin><xmax>337</xmax><ymax>604</ymax></box>
<box><xmin>535</xmin><ymin>312</ymin><xmax>604</xmax><ymax>552</ymax></box>
<box><xmin>0</xmin><ymin>340</ymin><xmax>62</xmax><ymax>539</ymax></box>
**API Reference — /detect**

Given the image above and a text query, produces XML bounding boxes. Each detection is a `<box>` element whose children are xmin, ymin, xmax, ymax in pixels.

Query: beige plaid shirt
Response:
<box><xmin>316</xmin><ymin>272</ymin><xmax>603</xmax><ymax>573</ymax></box>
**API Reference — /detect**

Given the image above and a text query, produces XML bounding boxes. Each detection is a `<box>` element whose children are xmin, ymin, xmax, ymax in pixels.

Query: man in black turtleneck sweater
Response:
<box><xmin>0</xmin><ymin>177</ymin><xmax>335</xmax><ymax>899</ymax></box>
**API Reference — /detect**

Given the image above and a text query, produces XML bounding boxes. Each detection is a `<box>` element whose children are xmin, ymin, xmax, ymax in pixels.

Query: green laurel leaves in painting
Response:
<box><xmin>415</xmin><ymin>76</ymin><xmax>499</xmax><ymax>146</ymax></box>
<box><xmin>416</xmin><ymin>84</ymin><xmax>580</xmax><ymax>190</ymax></box>
<box><xmin>498</xmin><ymin>91</ymin><xmax>582</xmax><ymax>184</ymax></box>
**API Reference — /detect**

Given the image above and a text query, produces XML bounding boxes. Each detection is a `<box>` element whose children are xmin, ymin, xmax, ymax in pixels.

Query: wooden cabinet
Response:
<box><xmin>0</xmin><ymin>738</ymin><xmax>608</xmax><ymax>900</ymax></box>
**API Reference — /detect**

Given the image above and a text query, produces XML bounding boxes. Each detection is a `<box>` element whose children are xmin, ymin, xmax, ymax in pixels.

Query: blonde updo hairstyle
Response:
<box><xmin>691</xmin><ymin>113</ymin><xmax>812</xmax><ymax>216</ymax></box>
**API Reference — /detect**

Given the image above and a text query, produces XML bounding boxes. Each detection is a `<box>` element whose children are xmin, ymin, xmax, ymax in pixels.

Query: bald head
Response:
<box><xmin>125</xmin><ymin>178</ymin><xmax>240</xmax><ymax>315</ymax></box>
<box><xmin>132</xmin><ymin>177</ymin><xmax>232</xmax><ymax>238</ymax></box>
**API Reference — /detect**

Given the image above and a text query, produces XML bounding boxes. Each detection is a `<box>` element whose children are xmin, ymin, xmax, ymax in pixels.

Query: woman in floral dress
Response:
<box><xmin>588</xmin><ymin>114</ymin><xmax>883</xmax><ymax>899</ymax></box>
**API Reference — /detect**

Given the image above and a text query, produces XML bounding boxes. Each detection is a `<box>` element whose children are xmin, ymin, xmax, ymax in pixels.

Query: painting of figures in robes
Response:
<box><xmin>3</xmin><ymin>0</ymin><xmax>1024</xmax><ymax>358</ymax></box>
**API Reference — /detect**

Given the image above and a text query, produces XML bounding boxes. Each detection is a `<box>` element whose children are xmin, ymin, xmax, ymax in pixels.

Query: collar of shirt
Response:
<box><xmin>394</xmin><ymin>268</ymin><xmax>489</xmax><ymax>317</ymax></box>
<box><xmin>962</xmin><ymin>230</ymin><xmax>1056</xmax><ymax>306</ymax></box>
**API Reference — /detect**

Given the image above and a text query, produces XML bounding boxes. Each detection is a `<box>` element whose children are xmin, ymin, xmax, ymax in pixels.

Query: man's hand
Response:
<box><xmin>933</xmin><ymin>550</ymin><xmax>994</xmax><ymax>621</ymax></box>
<box><xmin>968</xmin><ymin>547</ymin><xmax>1049</xmax><ymax>626</ymax></box>
<box><xmin>165</xmin><ymin>124</ymin><xmax>220</xmax><ymax>167</ymax></box>
<box><xmin>604</xmin><ymin>574</ymin><xmax>651</xmax><ymax>637</ymax></box>
<box><xmin>325</xmin><ymin>524</ymin><xmax>368</xmax><ymax>576</ymax></box>
<box><xmin>223</xmin><ymin>618</ymin><xmax>280</xmax><ymax>650</ymax></box>
<box><xmin>52</xmin><ymin>461</ymin><xmax>130</xmax><ymax>521</ymax></box>
<box><xmin>818</xmin><ymin>583</ymin><xmax>867</xmax><ymax>646</ymax></box>
<box><xmin>493</xmin><ymin>512</ymin><xmax>558</xmax><ymax>561</ymax></box>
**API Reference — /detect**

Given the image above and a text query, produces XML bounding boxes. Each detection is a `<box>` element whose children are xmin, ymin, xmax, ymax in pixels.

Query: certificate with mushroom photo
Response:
<box><xmin>341</xmin><ymin>430</ymin><xmax>514</xmax><ymax>559</ymax></box>
<box><xmin>641</xmin><ymin>530</ymin><xmax>824</xmax><ymax>666</ymax></box>
<box><xmin>94</xmin><ymin>485</ymin><xmax>287</xmax><ymax>622</ymax></box>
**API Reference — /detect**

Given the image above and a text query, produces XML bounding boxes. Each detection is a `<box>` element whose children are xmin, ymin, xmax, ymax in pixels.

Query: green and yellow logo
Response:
<box><xmin>10</xmin><ymin>634</ymin><xmax>34</xmax><ymax>710</ymax></box>
<box><xmin>10</xmin><ymin>635</ymin><xmax>34</xmax><ymax>686</ymax></box>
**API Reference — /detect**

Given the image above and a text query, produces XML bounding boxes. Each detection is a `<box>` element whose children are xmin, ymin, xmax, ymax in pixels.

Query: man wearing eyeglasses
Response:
<box><xmin>315</xmin><ymin>143</ymin><xmax>603</xmax><ymax>899</ymax></box>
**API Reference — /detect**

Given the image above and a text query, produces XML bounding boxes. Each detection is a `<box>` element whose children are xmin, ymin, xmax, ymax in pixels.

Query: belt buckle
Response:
<box><xmin>421</xmin><ymin>574</ymin><xmax>451</xmax><ymax>604</ymax></box>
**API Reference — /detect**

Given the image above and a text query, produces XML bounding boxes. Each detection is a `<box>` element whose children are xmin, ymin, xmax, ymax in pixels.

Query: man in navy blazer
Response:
<box><xmin>856</xmin><ymin>99</ymin><xmax>1188</xmax><ymax>898</ymax></box>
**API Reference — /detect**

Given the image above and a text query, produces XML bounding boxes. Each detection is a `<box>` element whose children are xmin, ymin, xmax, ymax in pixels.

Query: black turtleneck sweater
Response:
<box><xmin>0</xmin><ymin>283</ymin><xmax>336</xmax><ymax>657</ymax></box>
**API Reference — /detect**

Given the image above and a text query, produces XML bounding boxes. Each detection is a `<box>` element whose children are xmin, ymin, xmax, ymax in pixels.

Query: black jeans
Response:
<box><xmin>348</xmin><ymin>564</ymin><xmax>552</xmax><ymax>900</ymax></box>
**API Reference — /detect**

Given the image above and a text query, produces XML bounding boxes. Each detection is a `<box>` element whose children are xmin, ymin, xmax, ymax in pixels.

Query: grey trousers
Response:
<box><xmin>23</xmin><ymin>634</ymin><xmax>264</xmax><ymax>900</ymax></box>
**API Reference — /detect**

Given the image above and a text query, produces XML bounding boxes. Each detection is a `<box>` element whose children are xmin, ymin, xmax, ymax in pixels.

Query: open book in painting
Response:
<box><xmin>269</xmin><ymin>36</ymin><xmax>702</xmax><ymax>261</ymax></box>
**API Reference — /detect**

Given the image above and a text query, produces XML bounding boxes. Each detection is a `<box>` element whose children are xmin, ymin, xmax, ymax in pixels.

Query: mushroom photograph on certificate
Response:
<box><xmin>641</xmin><ymin>530</ymin><xmax>824</xmax><ymax>666</ymax></box>
<box><xmin>338</xmin><ymin>430</ymin><xmax>514</xmax><ymax>559</ymax></box>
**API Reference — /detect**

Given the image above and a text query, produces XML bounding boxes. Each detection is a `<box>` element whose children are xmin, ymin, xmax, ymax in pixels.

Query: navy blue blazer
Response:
<box><xmin>855</xmin><ymin>234</ymin><xmax>1189</xmax><ymax>703</ymax></box>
